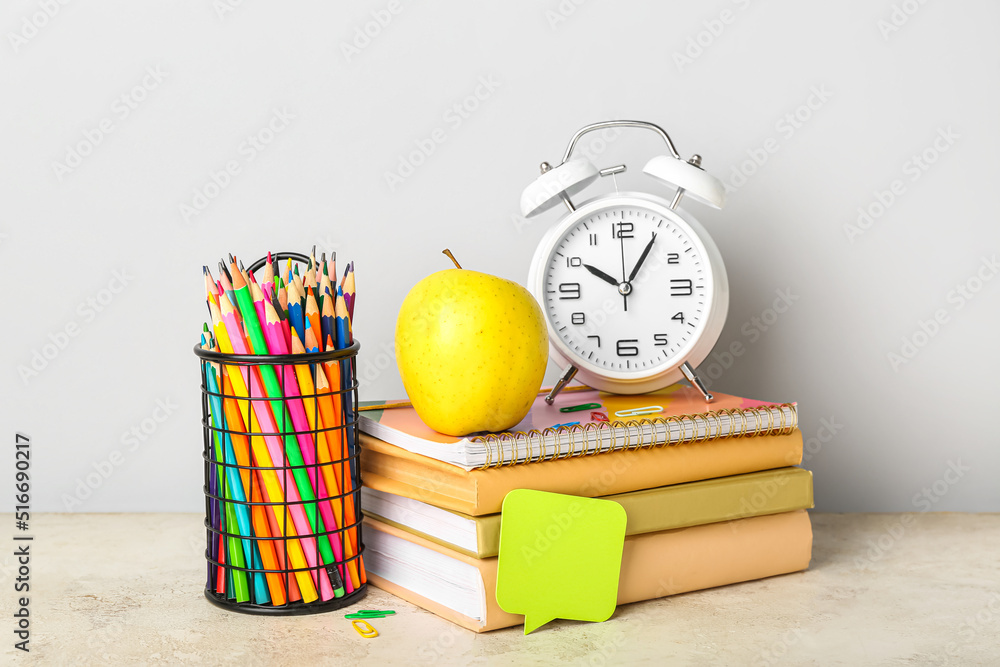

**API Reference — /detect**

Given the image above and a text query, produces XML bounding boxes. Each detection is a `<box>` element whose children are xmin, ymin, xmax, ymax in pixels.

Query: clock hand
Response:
<box><xmin>628</xmin><ymin>232</ymin><xmax>657</xmax><ymax>283</ymax></box>
<box><xmin>582</xmin><ymin>263</ymin><xmax>619</xmax><ymax>287</ymax></box>
<box><xmin>619</xmin><ymin>230</ymin><xmax>628</xmax><ymax>312</ymax></box>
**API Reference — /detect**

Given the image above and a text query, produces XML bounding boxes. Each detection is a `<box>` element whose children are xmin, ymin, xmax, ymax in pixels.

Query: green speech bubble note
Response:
<box><xmin>496</xmin><ymin>489</ymin><xmax>627</xmax><ymax>634</ymax></box>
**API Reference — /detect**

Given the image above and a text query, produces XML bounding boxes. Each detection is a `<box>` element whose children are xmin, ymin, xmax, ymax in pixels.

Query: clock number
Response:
<box><xmin>571</xmin><ymin>312</ymin><xmax>585</xmax><ymax>325</ymax></box>
<box><xmin>667</xmin><ymin>253</ymin><xmax>680</xmax><ymax>264</ymax></box>
<box><xmin>612</xmin><ymin>222</ymin><xmax>634</xmax><ymax>239</ymax></box>
<box><xmin>587</xmin><ymin>335</ymin><xmax>601</xmax><ymax>348</ymax></box>
<box><xmin>588</xmin><ymin>233</ymin><xmax>598</xmax><ymax>246</ymax></box>
<box><xmin>672</xmin><ymin>311</ymin><xmax>685</xmax><ymax>324</ymax></box>
<box><xmin>670</xmin><ymin>279</ymin><xmax>693</xmax><ymax>296</ymax></box>
<box><xmin>566</xmin><ymin>256</ymin><xmax>582</xmax><ymax>268</ymax></box>
<box><xmin>616</xmin><ymin>339</ymin><xmax>639</xmax><ymax>357</ymax></box>
<box><xmin>654</xmin><ymin>333</ymin><xmax>668</xmax><ymax>346</ymax></box>
<box><xmin>558</xmin><ymin>282</ymin><xmax>581</xmax><ymax>300</ymax></box>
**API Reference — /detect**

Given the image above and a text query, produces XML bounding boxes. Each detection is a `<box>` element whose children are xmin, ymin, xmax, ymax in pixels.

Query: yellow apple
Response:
<box><xmin>395</xmin><ymin>251</ymin><xmax>549</xmax><ymax>436</ymax></box>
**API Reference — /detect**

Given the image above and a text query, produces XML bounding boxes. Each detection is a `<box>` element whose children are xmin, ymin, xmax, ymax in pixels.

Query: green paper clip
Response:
<box><xmin>559</xmin><ymin>402</ymin><xmax>600</xmax><ymax>413</ymax></box>
<box><xmin>345</xmin><ymin>610</ymin><xmax>396</xmax><ymax>620</ymax></box>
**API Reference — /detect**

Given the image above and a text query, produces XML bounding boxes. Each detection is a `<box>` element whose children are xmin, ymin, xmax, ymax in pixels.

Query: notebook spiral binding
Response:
<box><xmin>471</xmin><ymin>403</ymin><xmax>797</xmax><ymax>469</ymax></box>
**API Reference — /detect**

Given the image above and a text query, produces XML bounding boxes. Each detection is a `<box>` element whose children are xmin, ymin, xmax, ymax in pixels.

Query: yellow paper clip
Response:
<box><xmin>352</xmin><ymin>619</ymin><xmax>378</xmax><ymax>638</ymax></box>
<box><xmin>614</xmin><ymin>405</ymin><xmax>663</xmax><ymax>418</ymax></box>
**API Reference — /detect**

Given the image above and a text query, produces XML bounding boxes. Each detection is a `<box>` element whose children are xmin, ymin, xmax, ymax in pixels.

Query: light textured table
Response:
<box><xmin>3</xmin><ymin>513</ymin><xmax>998</xmax><ymax>665</ymax></box>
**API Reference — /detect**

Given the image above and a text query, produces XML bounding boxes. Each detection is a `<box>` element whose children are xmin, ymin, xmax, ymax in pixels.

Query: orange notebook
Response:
<box><xmin>360</xmin><ymin>385</ymin><xmax>797</xmax><ymax>469</ymax></box>
<box><xmin>365</xmin><ymin>510</ymin><xmax>813</xmax><ymax>632</ymax></box>
<box><xmin>361</xmin><ymin>427</ymin><xmax>803</xmax><ymax>516</ymax></box>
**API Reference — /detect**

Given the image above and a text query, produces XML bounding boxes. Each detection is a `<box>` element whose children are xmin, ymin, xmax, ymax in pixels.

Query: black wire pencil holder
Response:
<box><xmin>193</xmin><ymin>252</ymin><xmax>365</xmax><ymax>615</ymax></box>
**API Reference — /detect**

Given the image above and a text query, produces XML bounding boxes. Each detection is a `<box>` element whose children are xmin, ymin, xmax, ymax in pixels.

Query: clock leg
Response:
<box><xmin>680</xmin><ymin>361</ymin><xmax>714</xmax><ymax>402</ymax></box>
<box><xmin>544</xmin><ymin>364</ymin><xmax>579</xmax><ymax>405</ymax></box>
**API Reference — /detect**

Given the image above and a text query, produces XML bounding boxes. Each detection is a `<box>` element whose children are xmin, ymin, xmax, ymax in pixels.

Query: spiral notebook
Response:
<box><xmin>360</xmin><ymin>384</ymin><xmax>797</xmax><ymax>470</ymax></box>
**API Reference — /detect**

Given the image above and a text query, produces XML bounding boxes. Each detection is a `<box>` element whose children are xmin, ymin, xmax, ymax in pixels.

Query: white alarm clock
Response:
<box><xmin>522</xmin><ymin>120</ymin><xmax>729</xmax><ymax>404</ymax></box>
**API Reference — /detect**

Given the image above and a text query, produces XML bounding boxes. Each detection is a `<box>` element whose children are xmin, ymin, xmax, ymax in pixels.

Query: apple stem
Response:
<box><xmin>442</xmin><ymin>249</ymin><xmax>463</xmax><ymax>269</ymax></box>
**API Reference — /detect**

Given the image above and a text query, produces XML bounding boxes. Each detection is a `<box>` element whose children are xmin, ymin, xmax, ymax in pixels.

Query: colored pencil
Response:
<box><xmin>342</xmin><ymin>263</ymin><xmax>356</xmax><ymax>321</ymax></box>
<box><xmin>202</xmin><ymin>336</ymin><xmax>251</xmax><ymax>603</ymax></box>
<box><xmin>218</xmin><ymin>369</ymin><xmax>289</xmax><ymax>605</ymax></box>
<box><xmin>286</xmin><ymin>280</ymin><xmax>306</xmax><ymax>345</ymax></box>
<box><xmin>304</xmin><ymin>286</ymin><xmax>321</xmax><ymax>345</ymax></box>
<box><xmin>291</xmin><ymin>327</ymin><xmax>360</xmax><ymax>590</ymax></box>
<box><xmin>262</xmin><ymin>299</ymin><xmax>348</xmax><ymax>596</ymax></box>
<box><xmin>229</xmin><ymin>261</ymin><xmax>341</xmax><ymax>599</ymax></box>
<box><xmin>203</xmin><ymin>350</ymin><xmax>271</xmax><ymax>605</ymax></box>
<box><xmin>217</xmin><ymin>293</ymin><xmax>324</xmax><ymax>602</ymax></box>
<box><xmin>309</xmin><ymin>326</ymin><xmax>366</xmax><ymax>585</ymax></box>
<box><xmin>320</xmin><ymin>287</ymin><xmax>335</xmax><ymax>349</ymax></box>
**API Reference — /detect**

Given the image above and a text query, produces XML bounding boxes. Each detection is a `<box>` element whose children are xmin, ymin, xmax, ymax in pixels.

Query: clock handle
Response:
<box><xmin>544</xmin><ymin>364</ymin><xmax>580</xmax><ymax>405</ymax></box>
<box><xmin>561</xmin><ymin>120</ymin><xmax>682</xmax><ymax>163</ymax></box>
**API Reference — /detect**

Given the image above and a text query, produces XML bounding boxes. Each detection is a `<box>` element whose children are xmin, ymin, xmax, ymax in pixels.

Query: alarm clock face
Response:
<box><xmin>529</xmin><ymin>193</ymin><xmax>727</xmax><ymax>390</ymax></box>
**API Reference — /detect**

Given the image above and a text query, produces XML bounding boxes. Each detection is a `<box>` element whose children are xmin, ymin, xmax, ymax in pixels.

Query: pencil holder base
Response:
<box><xmin>204</xmin><ymin>583</ymin><xmax>367</xmax><ymax>616</ymax></box>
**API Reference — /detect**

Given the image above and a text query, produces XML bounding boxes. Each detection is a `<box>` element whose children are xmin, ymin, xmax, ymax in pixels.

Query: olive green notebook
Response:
<box><xmin>361</xmin><ymin>466</ymin><xmax>813</xmax><ymax>558</ymax></box>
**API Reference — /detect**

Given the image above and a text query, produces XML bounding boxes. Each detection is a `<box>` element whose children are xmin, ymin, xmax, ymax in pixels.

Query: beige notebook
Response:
<box><xmin>362</xmin><ymin>428</ymin><xmax>803</xmax><ymax>516</ymax></box>
<box><xmin>365</xmin><ymin>510</ymin><xmax>813</xmax><ymax>632</ymax></box>
<box><xmin>362</xmin><ymin>467</ymin><xmax>814</xmax><ymax>558</ymax></box>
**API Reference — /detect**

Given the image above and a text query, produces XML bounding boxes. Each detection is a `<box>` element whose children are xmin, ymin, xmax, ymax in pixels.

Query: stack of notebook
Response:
<box><xmin>358</xmin><ymin>385</ymin><xmax>813</xmax><ymax>632</ymax></box>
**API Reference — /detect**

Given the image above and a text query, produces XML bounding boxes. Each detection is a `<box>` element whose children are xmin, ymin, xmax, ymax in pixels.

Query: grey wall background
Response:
<box><xmin>2</xmin><ymin>0</ymin><xmax>997</xmax><ymax>513</ymax></box>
